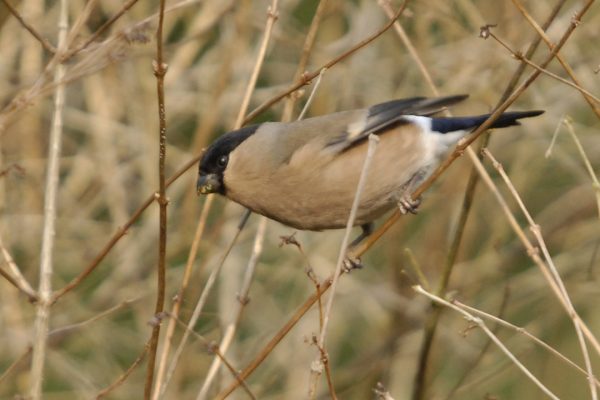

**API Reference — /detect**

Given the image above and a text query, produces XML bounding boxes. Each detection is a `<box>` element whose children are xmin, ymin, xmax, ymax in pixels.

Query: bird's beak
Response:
<box><xmin>197</xmin><ymin>173</ymin><xmax>220</xmax><ymax>195</ymax></box>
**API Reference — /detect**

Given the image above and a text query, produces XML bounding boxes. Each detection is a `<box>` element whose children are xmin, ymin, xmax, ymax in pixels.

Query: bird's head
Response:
<box><xmin>197</xmin><ymin>124</ymin><xmax>259</xmax><ymax>195</ymax></box>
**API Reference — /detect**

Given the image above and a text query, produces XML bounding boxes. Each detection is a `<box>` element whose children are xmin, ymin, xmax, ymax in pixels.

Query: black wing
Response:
<box><xmin>327</xmin><ymin>94</ymin><xmax>469</xmax><ymax>152</ymax></box>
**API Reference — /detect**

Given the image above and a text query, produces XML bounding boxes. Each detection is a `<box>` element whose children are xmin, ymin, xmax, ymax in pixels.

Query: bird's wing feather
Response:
<box><xmin>260</xmin><ymin>95</ymin><xmax>468</xmax><ymax>166</ymax></box>
<box><xmin>326</xmin><ymin>94</ymin><xmax>469</xmax><ymax>153</ymax></box>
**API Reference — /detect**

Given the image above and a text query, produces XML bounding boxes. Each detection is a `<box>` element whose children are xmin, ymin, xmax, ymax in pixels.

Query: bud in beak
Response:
<box><xmin>197</xmin><ymin>173</ymin><xmax>221</xmax><ymax>195</ymax></box>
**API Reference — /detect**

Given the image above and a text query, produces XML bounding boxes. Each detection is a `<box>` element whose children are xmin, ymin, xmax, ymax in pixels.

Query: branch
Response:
<box><xmin>157</xmin><ymin>212</ymin><xmax>251</xmax><ymax>398</ymax></box>
<box><xmin>243</xmin><ymin>1</ymin><xmax>408</xmax><ymax>124</ymax></box>
<box><xmin>413</xmin><ymin>286</ymin><xmax>560</xmax><ymax>400</ymax></box>
<box><xmin>483</xmin><ymin>148</ymin><xmax>598</xmax><ymax>400</ymax></box>
<box><xmin>63</xmin><ymin>0</ymin><xmax>141</xmax><ymax>60</ymax></box>
<box><xmin>152</xmin><ymin>195</ymin><xmax>214</xmax><ymax>399</ymax></box>
<box><xmin>97</xmin><ymin>343</ymin><xmax>149</xmax><ymax>399</ymax></box>
<box><xmin>234</xmin><ymin>0</ymin><xmax>280</xmax><ymax>128</ymax></box>
<box><xmin>485</xmin><ymin>29</ymin><xmax>599</xmax><ymax>104</ymax></box>
<box><xmin>510</xmin><ymin>0</ymin><xmax>600</xmax><ymax>118</ymax></box>
<box><xmin>1</xmin><ymin>0</ymin><xmax>56</xmax><ymax>53</ymax></box>
<box><xmin>347</xmin><ymin>0</ymin><xmax>596</xmax><ymax>261</ymax></box>
<box><xmin>144</xmin><ymin>0</ymin><xmax>169</xmax><ymax>396</ymax></box>
<box><xmin>281</xmin><ymin>0</ymin><xmax>330</xmax><ymax>122</ymax></box>
<box><xmin>216</xmin><ymin>3</ymin><xmax>597</xmax><ymax>397</ymax></box>
<box><xmin>196</xmin><ymin>217</ymin><xmax>268</xmax><ymax>399</ymax></box>
<box><xmin>376</xmin><ymin>2</ymin><xmax>567</xmax><ymax>397</ymax></box>
<box><xmin>0</xmin><ymin>232</ymin><xmax>37</xmax><ymax>302</ymax></box>
<box><xmin>50</xmin><ymin>155</ymin><xmax>201</xmax><ymax>304</ymax></box>
<box><xmin>29</xmin><ymin>0</ymin><xmax>68</xmax><ymax>396</ymax></box>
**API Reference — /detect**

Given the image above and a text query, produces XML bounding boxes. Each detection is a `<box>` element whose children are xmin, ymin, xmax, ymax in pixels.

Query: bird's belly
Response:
<box><xmin>228</xmin><ymin>177</ymin><xmax>403</xmax><ymax>231</ymax></box>
<box><xmin>278</xmin><ymin>194</ymin><xmax>396</xmax><ymax>230</ymax></box>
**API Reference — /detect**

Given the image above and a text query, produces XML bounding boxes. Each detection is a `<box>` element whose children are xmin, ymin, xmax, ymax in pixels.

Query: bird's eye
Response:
<box><xmin>217</xmin><ymin>155</ymin><xmax>228</xmax><ymax>168</ymax></box>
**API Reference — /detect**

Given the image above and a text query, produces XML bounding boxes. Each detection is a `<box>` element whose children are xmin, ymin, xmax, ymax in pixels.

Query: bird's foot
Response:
<box><xmin>397</xmin><ymin>195</ymin><xmax>421</xmax><ymax>215</ymax></box>
<box><xmin>342</xmin><ymin>256</ymin><xmax>364</xmax><ymax>272</ymax></box>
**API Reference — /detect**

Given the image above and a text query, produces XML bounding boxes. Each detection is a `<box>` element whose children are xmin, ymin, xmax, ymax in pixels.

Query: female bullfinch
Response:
<box><xmin>197</xmin><ymin>95</ymin><xmax>543</xmax><ymax>237</ymax></box>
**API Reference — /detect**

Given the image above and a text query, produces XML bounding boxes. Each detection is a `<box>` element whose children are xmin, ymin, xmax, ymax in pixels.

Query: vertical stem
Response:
<box><xmin>309</xmin><ymin>135</ymin><xmax>379</xmax><ymax>398</ymax></box>
<box><xmin>195</xmin><ymin>217</ymin><xmax>268</xmax><ymax>400</ymax></box>
<box><xmin>281</xmin><ymin>0</ymin><xmax>329</xmax><ymax>122</ymax></box>
<box><xmin>234</xmin><ymin>0</ymin><xmax>279</xmax><ymax>128</ymax></box>
<box><xmin>29</xmin><ymin>0</ymin><xmax>68</xmax><ymax>397</ymax></box>
<box><xmin>145</xmin><ymin>0</ymin><xmax>168</xmax><ymax>397</ymax></box>
<box><xmin>152</xmin><ymin>195</ymin><xmax>214</xmax><ymax>400</ymax></box>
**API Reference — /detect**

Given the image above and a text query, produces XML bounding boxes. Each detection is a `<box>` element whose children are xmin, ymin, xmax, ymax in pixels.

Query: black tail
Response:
<box><xmin>431</xmin><ymin>110</ymin><xmax>544</xmax><ymax>134</ymax></box>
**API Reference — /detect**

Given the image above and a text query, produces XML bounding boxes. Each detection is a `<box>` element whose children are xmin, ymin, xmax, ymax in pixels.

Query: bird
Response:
<box><xmin>197</xmin><ymin>95</ymin><xmax>543</xmax><ymax>243</ymax></box>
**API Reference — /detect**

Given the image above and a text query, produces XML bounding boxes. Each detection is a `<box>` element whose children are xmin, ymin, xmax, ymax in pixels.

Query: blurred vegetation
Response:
<box><xmin>0</xmin><ymin>0</ymin><xmax>599</xmax><ymax>399</ymax></box>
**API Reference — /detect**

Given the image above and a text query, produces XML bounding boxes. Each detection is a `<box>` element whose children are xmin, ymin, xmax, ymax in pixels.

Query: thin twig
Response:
<box><xmin>51</xmin><ymin>155</ymin><xmax>201</xmax><ymax>304</ymax></box>
<box><xmin>0</xmin><ymin>232</ymin><xmax>37</xmax><ymax>301</ymax></box>
<box><xmin>517</xmin><ymin>56</ymin><xmax>599</xmax><ymax>103</ymax></box>
<box><xmin>29</xmin><ymin>0</ymin><xmax>68</xmax><ymax>396</ymax></box>
<box><xmin>215</xmin><ymin>277</ymin><xmax>335</xmax><ymax>400</ymax></box>
<box><xmin>234</xmin><ymin>0</ymin><xmax>280</xmax><ymax>128</ymax></box>
<box><xmin>298</xmin><ymin>68</ymin><xmax>326</xmax><ymax>121</ymax></box>
<box><xmin>486</xmin><ymin>30</ymin><xmax>600</xmax><ymax>104</ymax></box>
<box><xmin>243</xmin><ymin>2</ymin><xmax>408</xmax><ymax>124</ymax></box>
<box><xmin>0</xmin><ymin>346</ymin><xmax>32</xmax><ymax>386</ymax></box>
<box><xmin>158</xmin><ymin>0</ymin><xmax>280</xmax><ymax>396</ymax></box>
<box><xmin>475</xmin><ymin>148</ymin><xmax>600</xmax><ymax>357</ymax></box>
<box><xmin>152</xmin><ymin>195</ymin><xmax>215</xmax><ymax>400</ymax></box>
<box><xmin>510</xmin><ymin>0</ymin><xmax>600</xmax><ymax>118</ymax></box>
<box><xmin>50</xmin><ymin>299</ymin><xmax>138</xmax><ymax>339</ymax></box>
<box><xmin>0</xmin><ymin>264</ymin><xmax>34</xmax><ymax>301</ymax></box>
<box><xmin>316</xmin><ymin>113</ymin><xmax>380</xmax><ymax>345</ymax></box>
<box><xmin>483</xmin><ymin>148</ymin><xmax>598</xmax><ymax>400</ymax></box>
<box><xmin>377</xmin><ymin>3</ymin><xmax>464</xmax><ymax>396</ymax></box>
<box><xmin>0</xmin><ymin>299</ymin><xmax>137</xmax><ymax>389</ymax></box>
<box><xmin>166</xmin><ymin>313</ymin><xmax>257</xmax><ymax>400</ymax></box>
<box><xmin>216</xmin><ymin>3</ymin><xmax>594</xmax><ymax>396</ymax></box>
<box><xmin>414</xmin><ymin>285</ymin><xmax>560</xmax><ymax>400</ymax></box>
<box><xmin>498</xmin><ymin>0</ymin><xmax>567</xmax><ymax>105</ymax></box>
<box><xmin>444</xmin><ymin>287</ymin><xmax>511</xmax><ymax>399</ymax></box>
<box><xmin>544</xmin><ymin>116</ymin><xmax>564</xmax><ymax>158</ymax></box>
<box><xmin>377</xmin><ymin>3</ymin><xmax>497</xmax><ymax>397</ymax></box>
<box><xmin>96</xmin><ymin>343</ymin><xmax>150</xmax><ymax>399</ymax></box>
<box><xmin>157</xmin><ymin>212</ymin><xmax>251</xmax><ymax>398</ymax></box>
<box><xmin>64</xmin><ymin>0</ymin><xmax>141</xmax><ymax>60</ymax></box>
<box><xmin>281</xmin><ymin>0</ymin><xmax>330</xmax><ymax>121</ymax></box>
<box><xmin>1</xmin><ymin>0</ymin><xmax>56</xmax><ymax>53</ymax></box>
<box><xmin>186</xmin><ymin>1</ymin><xmax>280</xmax><ymax>397</ymax></box>
<box><xmin>563</xmin><ymin>118</ymin><xmax>600</xmax><ymax>217</ymax></box>
<box><xmin>0</xmin><ymin>0</ymin><xmax>200</xmax><ymax>136</ymax></box>
<box><xmin>379</xmin><ymin>0</ymin><xmax>436</xmax><ymax>91</ymax></box>
<box><xmin>144</xmin><ymin>0</ymin><xmax>169</xmax><ymax>397</ymax></box>
<box><xmin>402</xmin><ymin>248</ymin><xmax>430</xmax><ymax>291</ymax></box>
<box><xmin>348</xmin><ymin>0</ymin><xmax>595</xmax><ymax>262</ymax></box>
<box><xmin>310</xmin><ymin>134</ymin><xmax>379</xmax><ymax>398</ymax></box>
<box><xmin>36</xmin><ymin>1</ymin><xmax>407</xmax><ymax>308</ymax></box>
<box><xmin>196</xmin><ymin>216</ymin><xmax>268</xmax><ymax>400</ymax></box>
<box><xmin>309</xmin><ymin>337</ymin><xmax>337</xmax><ymax>400</ymax></box>
<box><xmin>453</xmin><ymin>299</ymin><xmax>600</xmax><ymax>389</ymax></box>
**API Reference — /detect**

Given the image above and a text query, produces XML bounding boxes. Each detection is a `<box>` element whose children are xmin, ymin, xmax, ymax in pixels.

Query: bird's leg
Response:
<box><xmin>342</xmin><ymin>223</ymin><xmax>373</xmax><ymax>271</ymax></box>
<box><xmin>349</xmin><ymin>223</ymin><xmax>373</xmax><ymax>248</ymax></box>
<box><xmin>395</xmin><ymin>171</ymin><xmax>424</xmax><ymax>214</ymax></box>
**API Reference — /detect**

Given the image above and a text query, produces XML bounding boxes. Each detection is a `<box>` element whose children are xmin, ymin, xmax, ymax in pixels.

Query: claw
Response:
<box><xmin>397</xmin><ymin>195</ymin><xmax>421</xmax><ymax>215</ymax></box>
<box><xmin>342</xmin><ymin>256</ymin><xmax>364</xmax><ymax>272</ymax></box>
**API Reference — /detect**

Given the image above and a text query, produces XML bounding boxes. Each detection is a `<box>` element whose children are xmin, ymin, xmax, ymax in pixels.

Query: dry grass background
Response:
<box><xmin>0</xmin><ymin>0</ymin><xmax>599</xmax><ymax>399</ymax></box>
